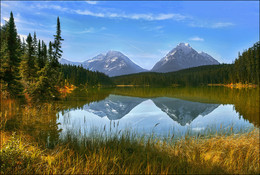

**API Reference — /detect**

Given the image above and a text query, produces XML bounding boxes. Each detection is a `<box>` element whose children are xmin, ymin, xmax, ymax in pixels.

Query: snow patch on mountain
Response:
<box><xmin>60</xmin><ymin>51</ymin><xmax>146</xmax><ymax>77</ymax></box>
<box><xmin>151</xmin><ymin>43</ymin><xmax>220</xmax><ymax>73</ymax></box>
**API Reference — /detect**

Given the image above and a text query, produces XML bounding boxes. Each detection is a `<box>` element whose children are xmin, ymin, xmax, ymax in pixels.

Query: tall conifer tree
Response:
<box><xmin>52</xmin><ymin>17</ymin><xmax>63</xmax><ymax>68</ymax></box>
<box><xmin>1</xmin><ymin>12</ymin><xmax>23</xmax><ymax>97</ymax></box>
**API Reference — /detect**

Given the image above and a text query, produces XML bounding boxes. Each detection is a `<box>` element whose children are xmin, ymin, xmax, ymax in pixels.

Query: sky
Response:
<box><xmin>1</xmin><ymin>0</ymin><xmax>259</xmax><ymax>70</ymax></box>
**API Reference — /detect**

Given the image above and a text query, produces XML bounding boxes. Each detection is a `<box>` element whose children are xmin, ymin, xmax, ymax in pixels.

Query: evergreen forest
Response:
<box><xmin>1</xmin><ymin>12</ymin><xmax>259</xmax><ymax>100</ymax></box>
<box><xmin>0</xmin><ymin>12</ymin><xmax>113</xmax><ymax>100</ymax></box>
<box><xmin>113</xmin><ymin>42</ymin><xmax>259</xmax><ymax>86</ymax></box>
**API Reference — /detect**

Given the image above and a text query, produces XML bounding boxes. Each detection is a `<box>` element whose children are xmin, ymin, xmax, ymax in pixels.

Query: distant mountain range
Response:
<box><xmin>60</xmin><ymin>43</ymin><xmax>220</xmax><ymax>76</ymax></box>
<box><xmin>81</xmin><ymin>95</ymin><xmax>219</xmax><ymax>126</ymax></box>
<box><xmin>60</xmin><ymin>51</ymin><xmax>146</xmax><ymax>77</ymax></box>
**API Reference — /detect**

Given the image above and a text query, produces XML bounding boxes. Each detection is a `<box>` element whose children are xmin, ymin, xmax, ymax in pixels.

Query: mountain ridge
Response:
<box><xmin>60</xmin><ymin>43</ymin><xmax>220</xmax><ymax>76</ymax></box>
<box><xmin>151</xmin><ymin>43</ymin><xmax>220</xmax><ymax>72</ymax></box>
<box><xmin>60</xmin><ymin>51</ymin><xmax>147</xmax><ymax>77</ymax></box>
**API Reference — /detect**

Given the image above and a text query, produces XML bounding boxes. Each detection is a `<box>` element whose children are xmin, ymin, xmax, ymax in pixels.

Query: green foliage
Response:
<box><xmin>113</xmin><ymin>42</ymin><xmax>259</xmax><ymax>86</ymax></box>
<box><xmin>113</xmin><ymin>64</ymin><xmax>233</xmax><ymax>86</ymax></box>
<box><xmin>233</xmin><ymin>42</ymin><xmax>260</xmax><ymax>84</ymax></box>
<box><xmin>61</xmin><ymin>64</ymin><xmax>114</xmax><ymax>87</ymax></box>
<box><xmin>29</xmin><ymin>63</ymin><xmax>61</xmax><ymax>101</ymax></box>
<box><xmin>52</xmin><ymin>17</ymin><xmax>63</xmax><ymax>69</ymax></box>
<box><xmin>1</xmin><ymin>12</ymin><xmax>114</xmax><ymax>101</ymax></box>
<box><xmin>0</xmin><ymin>12</ymin><xmax>24</xmax><ymax>97</ymax></box>
<box><xmin>20</xmin><ymin>33</ymin><xmax>37</xmax><ymax>83</ymax></box>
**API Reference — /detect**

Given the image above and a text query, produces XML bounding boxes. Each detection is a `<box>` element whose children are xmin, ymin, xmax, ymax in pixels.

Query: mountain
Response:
<box><xmin>83</xmin><ymin>95</ymin><xmax>146</xmax><ymax>120</ymax></box>
<box><xmin>60</xmin><ymin>51</ymin><xmax>146</xmax><ymax>77</ymax></box>
<box><xmin>151</xmin><ymin>43</ymin><xmax>220</xmax><ymax>73</ymax></box>
<box><xmin>82</xmin><ymin>94</ymin><xmax>219</xmax><ymax>125</ymax></box>
<box><xmin>59</xmin><ymin>58</ymin><xmax>81</xmax><ymax>66</ymax></box>
<box><xmin>152</xmin><ymin>97</ymin><xmax>219</xmax><ymax>126</ymax></box>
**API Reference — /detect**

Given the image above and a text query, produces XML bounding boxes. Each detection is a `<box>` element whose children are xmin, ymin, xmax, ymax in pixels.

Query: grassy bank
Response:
<box><xmin>208</xmin><ymin>83</ymin><xmax>258</xmax><ymax>89</ymax></box>
<box><xmin>1</xmin><ymin>129</ymin><xmax>259</xmax><ymax>174</ymax></box>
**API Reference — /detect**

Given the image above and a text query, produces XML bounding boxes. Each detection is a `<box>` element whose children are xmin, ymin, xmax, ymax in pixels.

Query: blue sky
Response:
<box><xmin>1</xmin><ymin>1</ymin><xmax>259</xmax><ymax>69</ymax></box>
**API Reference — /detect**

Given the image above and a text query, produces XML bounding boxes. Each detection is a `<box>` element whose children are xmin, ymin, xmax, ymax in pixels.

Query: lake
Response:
<box><xmin>2</xmin><ymin>86</ymin><xmax>259</xmax><ymax>147</ymax></box>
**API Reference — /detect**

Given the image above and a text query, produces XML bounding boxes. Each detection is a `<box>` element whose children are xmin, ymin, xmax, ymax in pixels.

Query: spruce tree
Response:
<box><xmin>48</xmin><ymin>41</ymin><xmax>53</xmax><ymax>62</ymax></box>
<box><xmin>37</xmin><ymin>39</ymin><xmax>45</xmax><ymax>69</ymax></box>
<box><xmin>52</xmin><ymin>17</ymin><xmax>63</xmax><ymax>68</ymax></box>
<box><xmin>42</xmin><ymin>40</ymin><xmax>47</xmax><ymax>65</ymax></box>
<box><xmin>1</xmin><ymin>12</ymin><xmax>23</xmax><ymax>97</ymax></box>
<box><xmin>20</xmin><ymin>33</ymin><xmax>36</xmax><ymax>83</ymax></box>
<box><xmin>32</xmin><ymin>32</ymin><xmax>37</xmax><ymax>57</ymax></box>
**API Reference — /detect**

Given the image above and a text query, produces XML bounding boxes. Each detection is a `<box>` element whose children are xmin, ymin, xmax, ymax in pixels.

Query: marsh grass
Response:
<box><xmin>1</xmin><ymin>127</ymin><xmax>259</xmax><ymax>174</ymax></box>
<box><xmin>0</xmin><ymin>100</ymin><xmax>259</xmax><ymax>174</ymax></box>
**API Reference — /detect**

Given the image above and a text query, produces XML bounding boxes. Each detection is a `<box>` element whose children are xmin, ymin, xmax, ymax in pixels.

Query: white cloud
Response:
<box><xmin>1</xmin><ymin>2</ymin><xmax>9</xmax><ymax>7</ymax></box>
<box><xmin>30</xmin><ymin>3</ymin><xmax>186</xmax><ymax>21</ymax></box>
<box><xmin>190</xmin><ymin>21</ymin><xmax>234</xmax><ymax>29</ymax></box>
<box><xmin>74</xmin><ymin>9</ymin><xmax>186</xmax><ymax>21</ymax></box>
<box><xmin>189</xmin><ymin>36</ymin><xmax>204</xmax><ymax>41</ymax></box>
<box><xmin>19</xmin><ymin>34</ymin><xmax>27</xmax><ymax>41</ymax></box>
<box><xmin>211</xmin><ymin>22</ymin><xmax>234</xmax><ymax>28</ymax></box>
<box><xmin>76</xmin><ymin>26</ymin><xmax>106</xmax><ymax>34</ymax></box>
<box><xmin>32</xmin><ymin>4</ymin><xmax>68</xmax><ymax>12</ymax></box>
<box><xmin>3</xmin><ymin>17</ymin><xmax>9</xmax><ymax>21</ymax></box>
<box><xmin>85</xmin><ymin>1</ymin><xmax>98</xmax><ymax>5</ymax></box>
<box><xmin>2</xmin><ymin>14</ymin><xmax>37</xmax><ymax>26</ymax></box>
<box><xmin>81</xmin><ymin>27</ymin><xmax>95</xmax><ymax>33</ymax></box>
<box><xmin>75</xmin><ymin>10</ymin><xmax>105</xmax><ymax>17</ymax></box>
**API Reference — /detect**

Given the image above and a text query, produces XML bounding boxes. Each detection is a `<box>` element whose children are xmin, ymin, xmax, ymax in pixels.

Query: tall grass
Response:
<box><xmin>1</xmin><ymin>128</ymin><xmax>259</xmax><ymax>174</ymax></box>
<box><xmin>1</xmin><ymin>98</ymin><xmax>259</xmax><ymax>174</ymax></box>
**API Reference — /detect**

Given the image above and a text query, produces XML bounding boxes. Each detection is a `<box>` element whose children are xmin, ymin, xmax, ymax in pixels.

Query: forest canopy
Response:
<box><xmin>0</xmin><ymin>12</ymin><xmax>113</xmax><ymax>100</ymax></box>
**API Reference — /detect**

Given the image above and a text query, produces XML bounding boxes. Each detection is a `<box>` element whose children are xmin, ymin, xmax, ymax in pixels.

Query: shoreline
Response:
<box><xmin>1</xmin><ymin>129</ymin><xmax>259</xmax><ymax>174</ymax></box>
<box><xmin>208</xmin><ymin>83</ymin><xmax>258</xmax><ymax>89</ymax></box>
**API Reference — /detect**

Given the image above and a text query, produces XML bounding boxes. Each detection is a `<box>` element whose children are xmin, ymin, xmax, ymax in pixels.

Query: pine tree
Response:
<box><xmin>0</xmin><ymin>23</ymin><xmax>8</xmax><ymax>85</ymax></box>
<box><xmin>42</xmin><ymin>40</ymin><xmax>47</xmax><ymax>65</ymax></box>
<box><xmin>52</xmin><ymin>17</ymin><xmax>63</xmax><ymax>68</ymax></box>
<box><xmin>1</xmin><ymin>12</ymin><xmax>23</xmax><ymax>97</ymax></box>
<box><xmin>37</xmin><ymin>39</ymin><xmax>45</xmax><ymax>69</ymax></box>
<box><xmin>48</xmin><ymin>41</ymin><xmax>53</xmax><ymax>62</ymax></box>
<box><xmin>32</xmin><ymin>31</ymin><xmax>37</xmax><ymax>57</ymax></box>
<box><xmin>21</xmin><ymin>38</ymin><xmax>26</xmax><ymax>54</ymax></box>
<box><xmin>20</xmin><ymin>33</ymin><xmax>36</xmax><ymax>83</ymax></box>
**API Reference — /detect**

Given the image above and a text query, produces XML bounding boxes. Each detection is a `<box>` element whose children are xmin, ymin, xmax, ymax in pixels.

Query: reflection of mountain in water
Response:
<box><xmin>83</xmin><ymin>95</ymin><xmax>146</xmax><ymax>120</ymax></box>
<box><xmin>152</xmin><ymin>97</ymin><xmax>220</xmax><ymax>126</ymax></box>
<box><xmin>83</xmin><ymin>95</ymin><xmax>220</xmax><ymax>125</ymax></box>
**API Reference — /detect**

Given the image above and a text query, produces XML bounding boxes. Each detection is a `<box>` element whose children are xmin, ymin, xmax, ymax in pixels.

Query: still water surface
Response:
<box><xmin>57</xmin><ymin>87</ymin><xmax>259</xmax><ymax>139</ymax></box>
<box><xmin>2</xmin><ymin>87</ymin><xmax>259</xmax><ymax>146</ymax></box>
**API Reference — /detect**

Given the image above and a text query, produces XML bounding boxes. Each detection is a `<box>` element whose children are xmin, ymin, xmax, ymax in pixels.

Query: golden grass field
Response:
<box><xmin>1</xmin><ymin>128</ymin><xmax>259</xmax><ymax>174</ymax></box>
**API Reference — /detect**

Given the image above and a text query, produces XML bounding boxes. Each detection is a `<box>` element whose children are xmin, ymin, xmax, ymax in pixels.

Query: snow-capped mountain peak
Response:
<box><xmin>177</xmin><ymin>42</ymin><xmax>191</xmax><ymax>48</ymax></box>
<box><xmin>151</xmin><ymin>43</ymin><xmax>220</xmax><ymax>73</ymax></box>
<box><xmin>60</xmin><ymin>51</ymin><xmax>146</xmax><ymax>77</ymax></box>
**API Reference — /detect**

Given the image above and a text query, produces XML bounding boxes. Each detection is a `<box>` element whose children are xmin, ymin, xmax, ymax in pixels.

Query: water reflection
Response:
<box><xmin>2</xmin><ymin>87</ymin><xmax>259</xmax><ymax>146</ymax></box>
<box><xmin>83</xmin><ymin>95</ymin><xmax>146</xmax><ymax>120</ymax></box>
<box><xmin>152</xmin><ymin>97</ymin><xmax>219</xmax><ymax>126</ymax></box>
<box><xmin>57</xmin><ymin>94</ymin><xmax>254</xmax><ymax>138</ymax></box>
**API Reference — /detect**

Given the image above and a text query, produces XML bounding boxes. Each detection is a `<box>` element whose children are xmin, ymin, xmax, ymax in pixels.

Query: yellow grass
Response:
<box><xmin>208</xmin><ymin>83</ymin><xmax>258</xmax><ymax>89</ymax></box>
<box><xmin>1</xmin><ymin>129</ymin><xmax>259</xmax><ymax>174</ymax></box>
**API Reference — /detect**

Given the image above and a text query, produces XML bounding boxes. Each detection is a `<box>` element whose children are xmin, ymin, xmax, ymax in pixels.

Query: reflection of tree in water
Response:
<box><xmin>113</xmin><ymin>87</ymin><xmax>259</xmax><ymax>126</ymax></box>
<box><xmin>81</xmin><ymin>94</ymin><xmax>219</xmax><ymax>125</ymax></box>
<box><xmin>57</xmin><ymin>88</ymin><xmax>113</xmax><ymax>112</ymax></box>
<box><xmin>1</xmin><ymin>88</ymin><xmax>113</xmax><ymax>148</ymax></box>
<box><xmin>2</xmin><ymin>86</ymin><xmax>259</xmax><ymax>148</ymax></box>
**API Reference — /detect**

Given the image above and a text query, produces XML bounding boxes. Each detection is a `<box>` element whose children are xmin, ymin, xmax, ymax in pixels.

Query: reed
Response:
<box><xmin>1</xmin><ymin>127</ymin><xmax>259</xmax><ymax>174</ymax></box>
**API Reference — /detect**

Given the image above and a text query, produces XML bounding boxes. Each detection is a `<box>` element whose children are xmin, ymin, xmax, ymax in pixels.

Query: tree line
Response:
<box><xmin>113</xmin><ymin>42</ymin><xmax>260</xmax><ymax>86</ymax></box>
<box><xmin>61</xmin><ymin>64</ymin><xmax>113</xmax><ymax>87</ymax></box>
<box><xmin>0</xmin><ymin>12</ymin><xmax>113</xmax><ymax>100</ymax></box>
